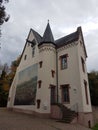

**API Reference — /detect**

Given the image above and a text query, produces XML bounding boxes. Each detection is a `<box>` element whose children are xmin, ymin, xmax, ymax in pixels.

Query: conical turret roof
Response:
<box><xmin>40</xmin><ymin>22</ymin><xmax>54</xmax><ymax>44</ymax></box>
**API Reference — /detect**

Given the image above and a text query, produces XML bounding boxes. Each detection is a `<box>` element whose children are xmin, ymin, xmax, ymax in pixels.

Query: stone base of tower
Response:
<box><xmin>7</xmin><ymin>107</ymin><xmax>94</xmax><ymax>128</ymax></box>
<box><xmin>77</xmin><ymin>112</ymin><xmax>94</xmax><ymax>128</ymax></box>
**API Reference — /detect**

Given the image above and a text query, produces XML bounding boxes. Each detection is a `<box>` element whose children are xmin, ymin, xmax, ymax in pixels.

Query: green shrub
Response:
<box><xmin>92</xmin><ymin>123</ymin><xmax>98</xmax><ymax>130</ymax></box>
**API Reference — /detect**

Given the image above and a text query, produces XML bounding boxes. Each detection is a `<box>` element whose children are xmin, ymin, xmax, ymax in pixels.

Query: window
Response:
<box><xmin>32</xmin><ymin>46</ymin><xmax>35</xmax><ymax>57</ymax></box>
<box><xmin>37</xmin><ymin>99</ymin><xmax>41</xmax><ymax>109</ymax></box>
<box><xmin>84</xmin><ymin>80</ymin><xmax>89</xmax><ymax>104</ymax></box>
<box><xmin>60</xmin><ymin>54</ymin><xmax>68</xmax><ymax>69</ymax></box>
<box><xmin>81</xmin><ymin>57</ymin><xmax>85</xmax><ymax>72</ymax></box>
<box><xmin>61</xmin><ymin>84</ymin><xmax>70</xmax><ymax>103</ymax></box>
<box><xmin>38</xmin><ymin>80</ymin><xmax>42</xmax><ymax>88</ymax></box>
<box><xmin>50</xmin><ymin>85</ymin><xmax>56</xmax><ymax>104</ymax></box>
<box><xmin>39</xmin><ymin>61</ymin><xmax>43</xmax><ymax>68</ymax></box>
<box><xmin>51</xmin><ymin>70</ymin><xmax>55</xmax><ymax>78</ymax></box>
<box><xmin>24</xmin><ymin>55</ymin><xmax>27</xmax><ymax>60</ymax></box>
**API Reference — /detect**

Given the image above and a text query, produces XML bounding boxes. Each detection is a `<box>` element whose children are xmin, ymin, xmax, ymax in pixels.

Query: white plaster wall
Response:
<box><xmin>17</xmin><ymin>31</ymin><xmax>39</xmax><ymax>72</ymax></box>
<box><xmin>57</xmin><ymin>40</ymin><xmax>92</xmax><ymax>112</ymax></box>
<box><xmin>7</xmin><ymin>30</ymin><xmax>39</xmax><ymax>111</ymax></box>
<box><xmin>57</xmin><ymin>42</ymin><xmax>84</xmax><ymax>112</ymax></box>
<box><xmin>13</xmin><ymin>105</ymin><xmax>36</xmax><ymax>111</ymax></box>
<box><xmin>8</xmin><ymin>41</ymin><xmax>57</xmax><ymax>113</ymax></box>
<box><xmin>8</xmin><ymin>29</ymin><xmax>92</xmax><ymax>114</ymax></box>
<box><xmin>7</xmin><ymin>73</ymin><xmax>18</xmax><ymax>108</ymax></box>
<box><xmin>77</xmin><ymin>37</ymin><xmax>92</xmax><ymax>112</ymax></box>
<box><xmin>36</xmin><ymin>44</ymin><xmax>56</xmax><ymax>113</ymax></box>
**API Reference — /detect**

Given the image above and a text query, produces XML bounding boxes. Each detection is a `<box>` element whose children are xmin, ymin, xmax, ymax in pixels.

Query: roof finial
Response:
<box><xmin>48</xmin><ymin>19</ymin><xmax>49</xmax><ymax>23</ymax></box>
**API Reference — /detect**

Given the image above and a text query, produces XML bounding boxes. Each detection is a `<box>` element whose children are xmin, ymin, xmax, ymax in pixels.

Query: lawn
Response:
<box><xmin>92</xmin><ymin>123</ymin><xmax>98</xmax><ymax>130</ymax></box>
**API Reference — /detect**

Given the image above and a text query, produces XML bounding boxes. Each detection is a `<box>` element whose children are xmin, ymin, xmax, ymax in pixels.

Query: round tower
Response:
<box><xmin>36</xmin><ymin>22</ymin><xmax>57</xmax><ymax>115</ymax></box>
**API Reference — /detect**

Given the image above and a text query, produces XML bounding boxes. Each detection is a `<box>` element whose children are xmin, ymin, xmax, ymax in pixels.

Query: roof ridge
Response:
<box><xmin>55</xmin><ymin>30</ymin><xmax>79</xmax><ymax>48</ymax></box>
<box><xmin>55</xmin><ymin>31</ymin><xmax>77</xmax><ymax>42</ymax></box>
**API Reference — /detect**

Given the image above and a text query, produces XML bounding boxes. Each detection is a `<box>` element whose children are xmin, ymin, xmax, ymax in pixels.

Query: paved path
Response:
<box><xmin>0</xmin><ymin>108</ymin><xmax>91</xmax><ymax>130</ymax></box>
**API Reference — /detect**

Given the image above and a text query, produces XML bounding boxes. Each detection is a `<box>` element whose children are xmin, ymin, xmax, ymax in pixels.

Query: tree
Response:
<box><xmin>0</xmin><ymin>0</ymin><xmax>9</xmax><ymax>36</ymax></box>
<box><xmin>0</xmin><ymin>63</ymin><xmax>9</xmax><ymax>107</ymax></box>
<box><xmin>9</xmin><ymin>56</ymin><xmax>21</xmax><ymax>85</ymax></box>
<box><xmin>88</xmin><ymin>71</ymin><xmax>98</xmax><ymax>106</ymax></box>
<box><xmin>0</xmin><ymin>56</ymin><xmax>21</xmax><ymax>107</ymax></box>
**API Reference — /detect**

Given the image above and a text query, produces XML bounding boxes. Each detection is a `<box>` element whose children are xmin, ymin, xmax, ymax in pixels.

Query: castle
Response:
<box><xmin>7</xmin><ymin>22</ymin><xmax>93</xmax><ymax>127</ymax></box>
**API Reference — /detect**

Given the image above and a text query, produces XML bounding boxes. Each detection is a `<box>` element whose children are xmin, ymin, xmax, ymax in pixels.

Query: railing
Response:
<box><xmin>70</xmin><ymin>103</ymin><xmax>78</xmax><ymax>113</ymax></box>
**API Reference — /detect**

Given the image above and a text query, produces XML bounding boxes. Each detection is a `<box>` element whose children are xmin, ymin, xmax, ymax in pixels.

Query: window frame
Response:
<box><xmin>60</xmin><ymin>54</ymin><xmax>68</xmax><ymax>70</ymax></box>
<box><xmin>60</xmin><ymin>84</ymin><xmax>70</xmax><ymax>103</ymax></box>
<box><xmin>81</xmin><ymin>57</ymin><xmax>85</xmax><ymax>72</ymax></box>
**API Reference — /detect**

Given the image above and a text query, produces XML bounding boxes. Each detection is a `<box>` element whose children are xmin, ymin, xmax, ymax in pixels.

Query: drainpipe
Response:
<box><xmin>56</xmin><ymin>49</ymin><xmax>58</xmax><ymax>103</ymax></box>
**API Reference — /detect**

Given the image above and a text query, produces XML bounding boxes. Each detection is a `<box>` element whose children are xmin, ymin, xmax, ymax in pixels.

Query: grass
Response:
<box><xmin>92</xmin><ymin>123</ymin><xmax>98</xmax><ymax>130</ymax></box>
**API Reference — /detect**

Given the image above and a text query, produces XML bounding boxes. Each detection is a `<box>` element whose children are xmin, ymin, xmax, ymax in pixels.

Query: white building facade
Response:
<box><xmin>7</xmin><ymin>23</ymin><xmax>93</xmax><ymax>127</ymax></box>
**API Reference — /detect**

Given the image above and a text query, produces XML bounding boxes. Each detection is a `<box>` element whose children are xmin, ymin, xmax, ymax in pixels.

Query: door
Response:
<box><xmin>50</xmin><ymin>86</ymin><xmax>56</xmax><ymax>104</ymax></box>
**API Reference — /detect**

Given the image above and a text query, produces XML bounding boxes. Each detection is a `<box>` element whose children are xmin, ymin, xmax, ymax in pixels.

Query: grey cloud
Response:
<box><xmin>84</xmin><ymin>30</ymin><xmax>98</xmax><ymax>71</ymax></box>
<box><xmin>0</xmin><ymin>0</ymin><xmax>98</xmax><ymax>71</ymax></box>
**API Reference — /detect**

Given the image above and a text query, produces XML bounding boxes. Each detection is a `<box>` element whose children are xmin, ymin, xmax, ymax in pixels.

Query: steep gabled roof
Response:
<box><xmin>77</xmin><ymin>27</ymin><xmax>87</xmax><ymax>57</ymax></box>
<box><xmin>26</xmin><ymin>29</ymin><xmax>42</xmax><ymax>45</ymax></box>
<box><xmin>55</xmin><ymin>26</ymin><xmax>87</xmax><ymax>57</ymax></box>
<box><xmin>55</xmin><ymin>31</ymin><xmax>79</xmax><ymax>48</ymax></box>
<box><xmin>32</xmin><ymin>29</ymin><xmax>42</xmax><ymax>44</ymax></box>
<box><xmin>39</xmin><ymin>22</ymin><xmax>55</xmax><ymax>45</ymax></box>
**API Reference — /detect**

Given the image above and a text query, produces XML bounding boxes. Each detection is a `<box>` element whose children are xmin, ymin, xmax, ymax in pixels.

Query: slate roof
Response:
<box><xmin>39</xmin><ymin>23</ymin><xmax>55</xmax><ymax>45</ymax></box>
<box><xmin>55</xmin><ymin>31</ymin><xmax>79</xmax><ymax>48</ymax></box>
<box><xmin>32</xmin><ymin>29</ymin><xmax>42</xmax><ymax>44</ymax></box>
<box><xmin>38</xmin><ymin>23</ymin><xmax>79</xmax><ymax>48</ymax></box>
<box><xmin>31</xmin><ymin>24</ymin><xmax>84</xmax><ymax>53</ymax></box>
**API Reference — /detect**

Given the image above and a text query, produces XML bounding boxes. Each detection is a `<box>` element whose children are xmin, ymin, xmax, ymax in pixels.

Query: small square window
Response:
<box><xmin>24</xmin><ymin>55</ymin><xmax>27</xmax><ymax>60</ymax></box>
<box><xmin>37</xmin><ymin>99</ymin><xmax>41</xmax><ymax>109</ymax></box>
<box><xmin>38</xmin><ymin>80</ymin><xmax>42</xmax><ymax>88</ymax></box>
<box><xmin>51</xmin><ymin>70</ymin><xmax>55</xmax><ymax>78</ymax></box>
<box><xmin>39</xmin><ymin>61</ymin><xmax>43</xmax><ymax>68</ymax></box>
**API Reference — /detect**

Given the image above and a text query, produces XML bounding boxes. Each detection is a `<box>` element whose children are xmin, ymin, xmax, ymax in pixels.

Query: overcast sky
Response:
<box><xmin>0</xmin><ymin>0</ymin><xmax>98</xmax><ymax>72</ymax></box>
